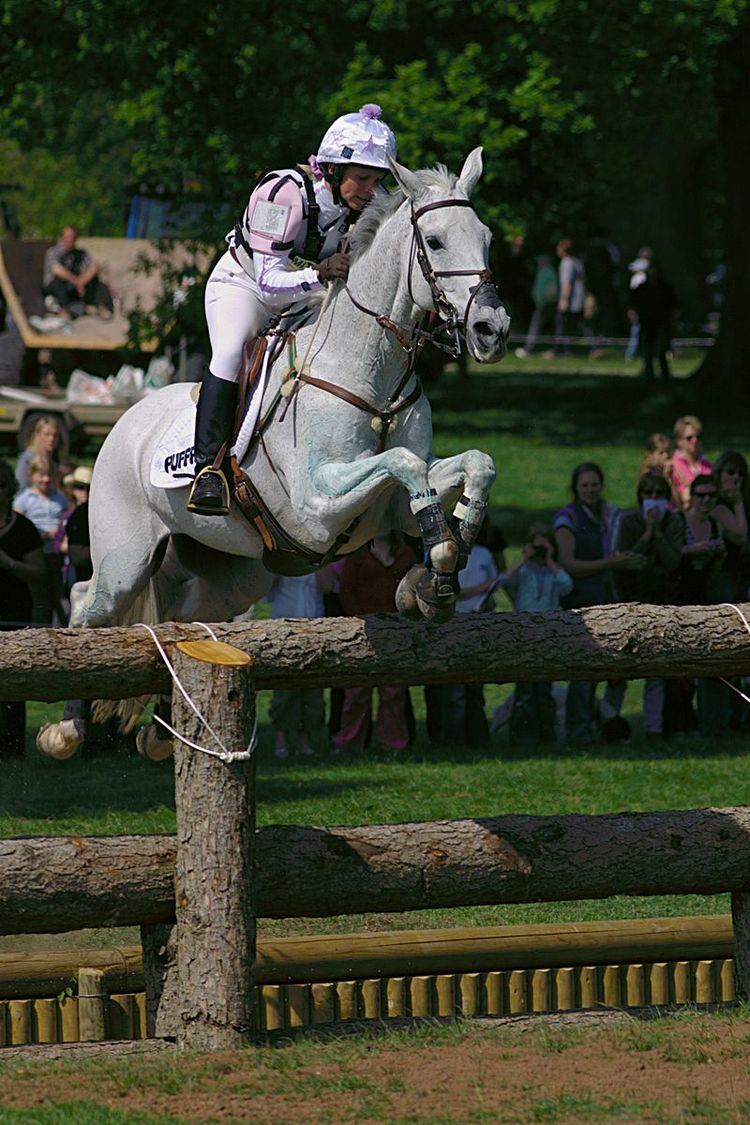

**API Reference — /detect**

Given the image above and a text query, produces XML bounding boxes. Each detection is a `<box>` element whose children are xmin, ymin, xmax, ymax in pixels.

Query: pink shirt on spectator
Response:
<box><xmin>671</xmin><ymin>449</ymin><xmax>712</xmax><ymax>497</ymax></box>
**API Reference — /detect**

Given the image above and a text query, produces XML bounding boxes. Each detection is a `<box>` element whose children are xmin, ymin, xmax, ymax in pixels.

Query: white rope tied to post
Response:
<box><xmin>135</xmin><ymin>622</ymin><xmax>257</xmax><ymax>762</ymax></box>
<box><xmin>718</xmin><ymin>603</ymin><xmax>750</xmax><ymax>708</ymax></box>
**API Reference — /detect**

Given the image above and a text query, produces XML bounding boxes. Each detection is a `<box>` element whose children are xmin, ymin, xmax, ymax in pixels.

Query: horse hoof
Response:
<box><xmin>136</xmin><ymin>725</ymin><xmax>174</xmax><ymax>761</ymax></box>
<box><xmin>396</xmin><ymin>565</ymin><xmax>428</xmax><ymax>619</ymax></box>
<box><xmin>416</xmin><ymin>593</ymin><xmax>457</xmax><ymax>623</ymax></box>
<box><xmin>36</xmin><ymin>720</ymin><xmax>85</xmax><ymax>760</ymax></box>
<box><xmin>415</xmin><ymin>570</ymin><xmax>458</xmax><ymax>622</ymax></box>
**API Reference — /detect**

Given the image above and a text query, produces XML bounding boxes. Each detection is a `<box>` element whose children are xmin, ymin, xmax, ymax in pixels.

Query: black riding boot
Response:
<box><xmin>187</xmin><ymin>371</ymin><xmax>238</xmax><ymax>516</ymax></box>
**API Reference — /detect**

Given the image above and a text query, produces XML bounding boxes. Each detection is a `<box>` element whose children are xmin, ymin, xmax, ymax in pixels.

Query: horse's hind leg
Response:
<box><xmin>39</xmin><ymin>527</ymin><xmax>170</xmax><ymax>759</ymax></box>
<box><xmin>71</xmin><ymin>533</ymin><xmax>169</xmax><ymax>629</ymax></box>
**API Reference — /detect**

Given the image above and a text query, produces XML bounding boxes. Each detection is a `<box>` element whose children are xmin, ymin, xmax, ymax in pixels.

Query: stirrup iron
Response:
<box><xmin>187</xmin><ymin>465</ymin><xmax>231</xmax><ymax>515</ymax></box>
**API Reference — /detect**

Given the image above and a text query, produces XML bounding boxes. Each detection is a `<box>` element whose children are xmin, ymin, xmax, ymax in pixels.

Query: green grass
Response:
<box><xmin>2</xmin><ymin>357</ymin><xmax>749</xmax><ymax>940</ymax></box>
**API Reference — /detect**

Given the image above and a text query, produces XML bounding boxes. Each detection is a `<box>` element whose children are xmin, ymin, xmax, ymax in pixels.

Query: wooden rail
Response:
<box><xmin>2</xmin><ymin>602</ymin><xmax>750</xmax><ymax>700</ymax></box>
<box><xmin>0</xmin><ymin>916</ymin><xmax>734</xmax><ymax>999</ymax></box>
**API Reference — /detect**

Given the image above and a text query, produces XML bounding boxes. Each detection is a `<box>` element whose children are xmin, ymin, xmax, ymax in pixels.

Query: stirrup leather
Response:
<box><xmin>187</xmin><ymin>465</ymin><xmax>231</xmax><ymax>515</ymax></box>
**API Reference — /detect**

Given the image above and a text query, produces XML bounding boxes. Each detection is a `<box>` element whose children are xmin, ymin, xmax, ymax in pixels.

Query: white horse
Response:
<box><xmin>38</xmin><ymin>148</ymin><xmax>509</xmax><ymax>759</ymax></box>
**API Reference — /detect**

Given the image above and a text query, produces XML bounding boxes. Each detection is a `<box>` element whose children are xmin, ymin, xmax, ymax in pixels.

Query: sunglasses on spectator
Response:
<box><xmin>684</xmin><ymin>434</ymin><xmax>700</xmax><ymax>442</ymax></box>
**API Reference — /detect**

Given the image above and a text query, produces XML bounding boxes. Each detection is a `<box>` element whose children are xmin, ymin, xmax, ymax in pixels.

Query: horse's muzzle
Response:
<box><xmin>467</xmin><ymin>298</ymin><xmax>511</xmax><ymax>362</ymax></box>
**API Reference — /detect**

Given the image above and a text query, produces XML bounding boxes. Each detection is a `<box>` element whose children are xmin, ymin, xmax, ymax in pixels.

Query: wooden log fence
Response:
<box><xmin>1</xmin><ymin>602</ymin><xmax>750</xmax><ymax>700</ymax></box>
<box><xmin>4</xmin><ymin>807</ymin><xmax>750</xmax><ymax>934</ymax></box>
<box><xmin>3</xmin><ymin>610</ymin><xmax>750</xmax><ymax>1048</ymax></box>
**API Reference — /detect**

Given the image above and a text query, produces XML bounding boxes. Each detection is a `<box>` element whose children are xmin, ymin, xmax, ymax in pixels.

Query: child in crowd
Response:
<box><xmin>497</xmin><ymin>525</ymin><xmax>573</xmax><ymax>746</ymax></box>
<box><xmin>13</xmin><ymin>456</ymin><xmax>69</xmax><ymax>624</ymax></box>
<box><xmin>639</xmin><ymin>433</ymin><xmax>672</xmax><ymax>482</ymax></box>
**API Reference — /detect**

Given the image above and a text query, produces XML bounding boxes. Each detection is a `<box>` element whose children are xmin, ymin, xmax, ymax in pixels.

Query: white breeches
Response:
<box><xmin>204</xmin><ymin>251</ymin><xmax>271</xmax><ymax>382</ymax></box>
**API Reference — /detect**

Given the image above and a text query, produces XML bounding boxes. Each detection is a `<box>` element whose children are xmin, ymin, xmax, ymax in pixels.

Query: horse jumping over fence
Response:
<box><xmin>38</xmin><ymin>149</ymin><xmax>509</xmax><ymax>760</ymax></box>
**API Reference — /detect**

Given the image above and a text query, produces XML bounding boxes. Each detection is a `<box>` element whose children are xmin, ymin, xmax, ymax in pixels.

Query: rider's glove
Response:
<box><xmin>316</xmin><ymin>253</ymin><xmax>350</xmax><ymax>283</ymax></box>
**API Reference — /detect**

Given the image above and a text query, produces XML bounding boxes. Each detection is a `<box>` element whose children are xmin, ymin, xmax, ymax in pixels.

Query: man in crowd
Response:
<box><xmin>42</xmin><ymin>226</ymin><xmax>113</xmax><ymax>320</ymax></box>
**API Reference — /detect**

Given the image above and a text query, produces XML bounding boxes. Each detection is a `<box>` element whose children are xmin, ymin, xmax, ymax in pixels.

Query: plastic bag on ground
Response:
<box><xmin>110</xmin><ymin>364</ymin><xmax>145</xmax><ymax>401</ymax></box>
<box><xmin>66</xmin><ymin>369</ymin><xmax>115</xmax><ymax>405</ymax></box>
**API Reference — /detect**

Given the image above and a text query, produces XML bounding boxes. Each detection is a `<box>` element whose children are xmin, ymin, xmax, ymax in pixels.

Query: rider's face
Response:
<box><xmin>337</xmin><ymin>165</ymin><xmax>385</xmax><ymax>211</ymax></box>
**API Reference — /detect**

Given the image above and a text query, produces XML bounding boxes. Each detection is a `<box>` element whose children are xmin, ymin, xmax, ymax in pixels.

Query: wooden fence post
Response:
<box><xmin>171</xmin><ymin>641</ymin><xmax>256</xmax><ymax>1051</ymax></box>
<box><xmin>731</xmin><ymin>891</ymin><xmax>750</xmax><ymax>1001</ymax></box>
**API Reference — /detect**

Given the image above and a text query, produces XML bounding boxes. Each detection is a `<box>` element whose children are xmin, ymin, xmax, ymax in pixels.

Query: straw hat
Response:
<box><xmin>64</xmin><ymin>465</ymin><xmax>93</xmax><ymax>488</ymax></box>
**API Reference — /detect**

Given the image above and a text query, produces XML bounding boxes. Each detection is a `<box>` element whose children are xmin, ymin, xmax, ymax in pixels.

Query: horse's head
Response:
<box><xmin>389</xmin><ymin>148</ymin><xmax>511</xmax><ymax>362</ymax></box>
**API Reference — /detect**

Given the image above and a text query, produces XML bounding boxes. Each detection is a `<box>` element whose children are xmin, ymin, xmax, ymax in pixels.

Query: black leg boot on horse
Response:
<box><xmin>396</xmin><ymin>491</ymin><xmax>460</xmax><ymax>623</ymax></box>
<box><xmin>187</xmin><ymin>371</ymin><xmax>238</xmax><ymax>516</ymax></box>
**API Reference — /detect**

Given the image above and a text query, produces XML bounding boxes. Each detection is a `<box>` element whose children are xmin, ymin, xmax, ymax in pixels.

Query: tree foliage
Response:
<box><xmin>1</xmin><ymin>0</ymin><xmax>749</xmax><ymax>381</ymax></box>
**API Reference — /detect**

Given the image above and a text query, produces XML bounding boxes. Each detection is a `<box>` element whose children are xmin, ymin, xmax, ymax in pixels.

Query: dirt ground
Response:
<box><xmin>1</xmin><ymin>1011</ymin><xmax>749</xmax><ymax>1124</ymax></box>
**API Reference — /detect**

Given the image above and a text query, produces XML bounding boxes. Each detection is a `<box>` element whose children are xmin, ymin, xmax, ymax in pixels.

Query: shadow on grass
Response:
<box><xmin>430</xmin><ymin>368</ymin><xmax>750</xmax><ymax>448</ymax></box>
<box><xmin>0</xmin><ymin>729</ymin><xmax>376</xmax><ymax>823</ymax></box>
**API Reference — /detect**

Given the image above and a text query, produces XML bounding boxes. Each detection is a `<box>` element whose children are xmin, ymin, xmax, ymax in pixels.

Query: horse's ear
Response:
<box><xmin>457</xmin><ymin>147</ymin><xmax>484</xmax><ymax>197</ymax></box>
<box><xmin>388</xmin><ymin>155</ymin><xmax>423</xmax><ymax>199</ymax></box>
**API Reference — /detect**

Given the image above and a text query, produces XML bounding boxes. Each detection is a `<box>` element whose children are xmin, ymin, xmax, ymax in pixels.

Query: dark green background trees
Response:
<box><xmin>2</xmin><ymin>0</ymin><xmax>748</xmax><ymax>385</ymax></box>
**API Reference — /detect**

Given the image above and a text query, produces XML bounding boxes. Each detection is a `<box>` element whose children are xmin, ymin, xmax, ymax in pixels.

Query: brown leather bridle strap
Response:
<box><xmin>411</xmin><ymin>198</ymin><xmax>474</xmax><ymax>220</ymax></box>
<box><xmin>344</xmin><ymin>287</ymin><xmax>415</xmax><ymax>352</ymax></box>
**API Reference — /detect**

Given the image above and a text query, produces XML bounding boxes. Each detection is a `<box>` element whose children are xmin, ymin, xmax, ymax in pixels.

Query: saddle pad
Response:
<box><xmin>150</xmin><ymin>400</ymin><xmax>197</xmax><ymax>488</ymax></box>
<box><xmin>150</xmin><ymin>353</ymin><xmax>273</xmax><ymax>490</ymax></box>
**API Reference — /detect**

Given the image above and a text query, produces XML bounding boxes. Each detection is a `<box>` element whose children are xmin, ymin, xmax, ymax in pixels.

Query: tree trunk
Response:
<box><xmin>170</xmin><ymin>645</ymin><xmax>257</xmax><ymax>1050</ymax></box>
<box><xmin>3</xmin><ymin>806</ymin><xmax>750</xmax><ymax>934</ymax></box>
<box><xmin>697</xmin><ymin>12</ymin><xmax>750</xmax><ymax>389</ymax></box>
<box><xmin>2</xmin><ymin>602</ymin><xmax>750</xmax><ymax>701</ymax></box>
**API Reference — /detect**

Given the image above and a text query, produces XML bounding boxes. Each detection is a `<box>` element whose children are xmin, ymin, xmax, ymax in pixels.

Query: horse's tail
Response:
<box><xmin>91</xmin><ymin>576</ymin><xmax>163</xmax><ymax>733</ymax></box>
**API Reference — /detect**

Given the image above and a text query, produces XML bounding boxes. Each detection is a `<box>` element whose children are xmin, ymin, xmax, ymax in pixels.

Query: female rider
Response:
<box><xmin>188</xmin><ymin>104</ymin><xmax>397</xmax><ymax>515</ymax></box>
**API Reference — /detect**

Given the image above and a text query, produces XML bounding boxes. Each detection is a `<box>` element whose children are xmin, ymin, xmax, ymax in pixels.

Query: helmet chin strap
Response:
<box><xmin>322</xmin><ymin>163</ymin><xmax>344</xmax><ymax>206</ymax></box>
<box><xmin>322</xmin><ymin>163</ymin><xmax>361</xmax><ymax>226</ymax></box>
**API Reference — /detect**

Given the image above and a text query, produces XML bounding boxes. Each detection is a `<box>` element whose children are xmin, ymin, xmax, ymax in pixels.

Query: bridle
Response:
<box><xmin>281</xmin><ymin>193</ymin><xmax>500</xmax><ymax>455</ymax></box>
<box><xmin>346</xmin><ymin>195</ymin><xmax>495</xmax><ymax>359</ymax></box>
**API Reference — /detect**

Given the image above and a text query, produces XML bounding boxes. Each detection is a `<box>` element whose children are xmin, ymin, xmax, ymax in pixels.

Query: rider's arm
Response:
<box><xmin>253</xmin><ymin>250</ymin><xmax>326</xmax><ymax>302</ymax></box>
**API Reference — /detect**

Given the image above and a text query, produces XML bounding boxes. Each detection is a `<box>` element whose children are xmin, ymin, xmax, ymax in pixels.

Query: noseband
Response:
<box><xmin>346</xmin><ymin>195</ymin><xmax>495</xmax><ymax>358</ymax></box>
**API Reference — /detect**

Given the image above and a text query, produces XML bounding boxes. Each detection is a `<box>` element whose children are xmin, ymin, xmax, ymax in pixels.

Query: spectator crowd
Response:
<box><xmin>2</xmin><ymin>406</ymin><xmax>745</xmax><ymax>760</ymax></box>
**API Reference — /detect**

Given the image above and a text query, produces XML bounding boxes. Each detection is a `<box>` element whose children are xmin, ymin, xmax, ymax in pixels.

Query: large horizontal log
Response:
<box><xmin>0</xmin><ymin>915</ymin><xmax>733</xmax><ymax>996</ymax></box>
<box><xmin>2</xmin><ymin>602</ymin><xmax>750</xmax><ymax>701</ymax></box>
<box><xmin>2</xmin><ymin>806</ymin><xmax>750</xmax><ymax>934</ymax></box>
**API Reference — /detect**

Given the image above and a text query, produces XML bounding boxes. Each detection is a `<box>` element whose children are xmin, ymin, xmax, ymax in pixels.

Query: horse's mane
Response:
<box><xmin>349</xmin><ymin>164</ymin><xmax>459</xmax><ymax>260</ymax></box>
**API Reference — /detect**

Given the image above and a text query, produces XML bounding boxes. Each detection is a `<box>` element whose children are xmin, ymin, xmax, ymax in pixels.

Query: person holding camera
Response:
<box><xmin>497</xmin><ymin>526</ymin><xmax>573</xmax><ymax>746</ymax></box>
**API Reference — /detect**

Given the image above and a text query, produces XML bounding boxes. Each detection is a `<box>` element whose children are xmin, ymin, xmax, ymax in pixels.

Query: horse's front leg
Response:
<box><xmin>426</xmin><ymin>449</ymin><xmax>497</xmax><ymax>566</ymax></box>
<box><xmin>309</xmin><ymin>447</ymin><xmax>460</xmax><ymax>620</ymax></box>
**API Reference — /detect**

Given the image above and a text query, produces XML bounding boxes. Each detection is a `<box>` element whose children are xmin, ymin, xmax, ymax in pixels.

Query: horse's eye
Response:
<box><xmin>426</xmin><ymin>236</ymin><xmax>442</xmax><ymax>251</ymax></box>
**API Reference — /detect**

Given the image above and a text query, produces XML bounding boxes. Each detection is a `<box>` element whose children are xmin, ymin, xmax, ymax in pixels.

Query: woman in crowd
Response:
<box><xmin>334</xmin><ymin>533</ymin><xmax>416</xmax><ymax>753</ymax></box>
<box><xmin>0</xmin><ymin>459</ymin><xmax>44</xmax><ymax>757</ymax></box>
<box><xmin>709</xmin><ymin>451</ymin><xmax>750</xmax><ymax>600</ymax></box>
<box><xmin>672</xmin><ymin>473</ymin><xmax>729</xmax><ymax>737</ymax></box>
<box><xmin>670</xmin><ymin>415</ymin><xmax>712</xmax><ymax>511</ymax></box>
<box><xmin>13</xmin><ymin>456</ymin><xmax>69</xmax><ymax>624</ymax></box>
<box><xmin>617</xmin><ymin>472</ymin><xmax>683</xmax><ymax>738</ymax></box>
<box><xmin>15</xmin><ymin>416</ymin><xmax>69</xmax><ymax>492</ymax></box>
<box><xmin>553</xmin><ymin>462</ymin><xmax>644</xmax><ymax>744</ymax></box>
